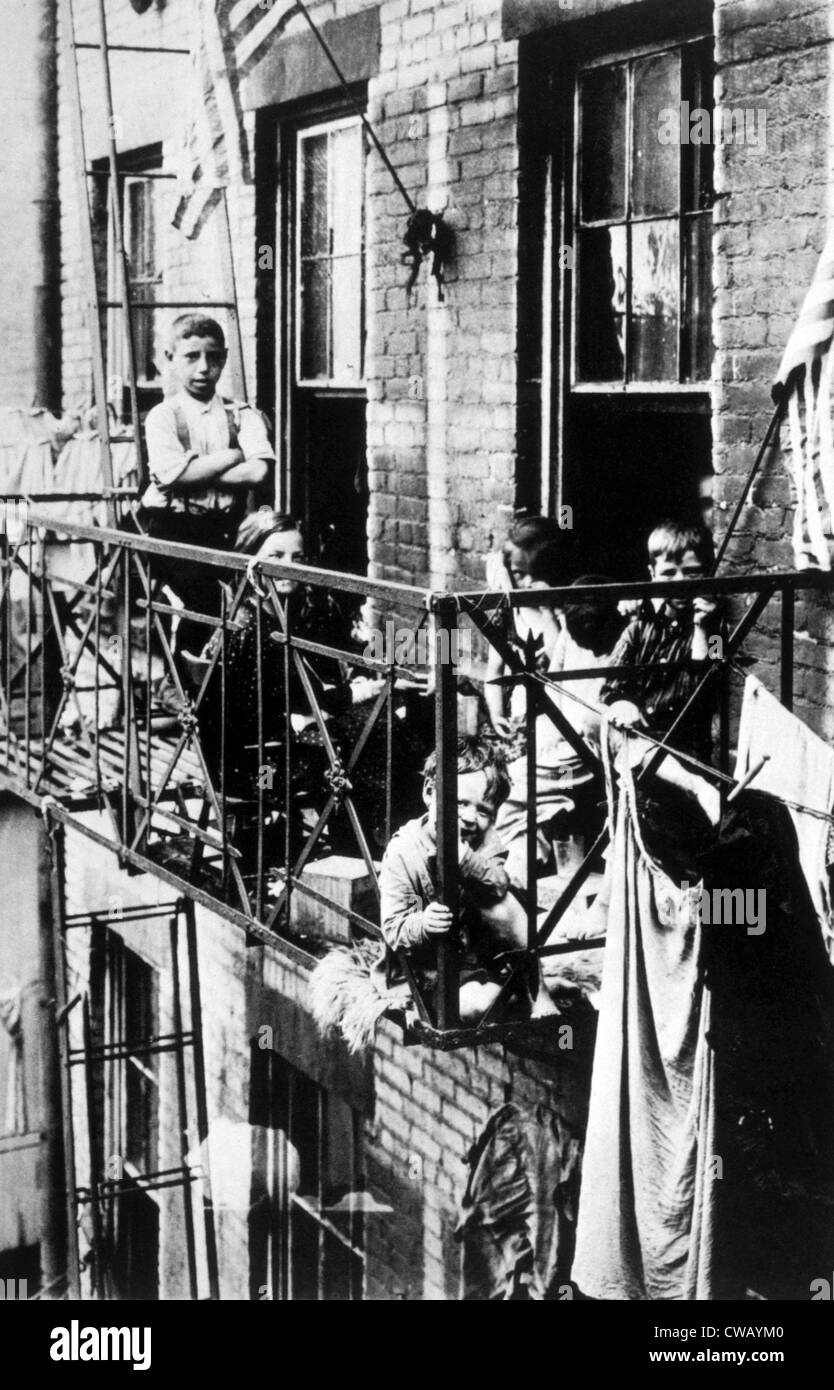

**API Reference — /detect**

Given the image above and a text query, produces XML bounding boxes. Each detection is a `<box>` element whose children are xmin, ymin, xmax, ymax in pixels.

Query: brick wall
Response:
<box><xmin>367</xmin><ymin>0</ymin><xmax>519</xmax><ymax>589</ymax></box>
<box><xmin>0</xmin><ymin>0</ymin><xmax>59</xmax><ymax>408</ymax></box>
<box><xmin>713</xmin><ymin>0</ymin><xmax>834</xmax><ymax>736</ymax></box>
<box><xmin>61</xmin><ymin>815</ymin><xmax>592</xmax><ymax>1300</ymax></box>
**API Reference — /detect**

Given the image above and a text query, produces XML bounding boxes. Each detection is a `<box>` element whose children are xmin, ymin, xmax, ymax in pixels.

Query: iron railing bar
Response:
<box><xmin>133</xmin><ymin>795</ymin><xmax>242</xmax><ymax>857</ymax></box>
<box><xmin>135</xmin><ymin>596</ymin><xmax>247</xmax><ymax>631</ymax></box>
<box><xmin>288</xmin><ymin>644</ymin><xmax>381</xmax><ymax>891</ymax></box>
<box><xmin>24</xmin><ymin>529</ymin><xmax>32</xmax><ymax>785</ymax></box>
<box><xmin>126</xmin><ymin>549</ymin><xmax>241</xmax><ymax>851</ymax></box>
<box><xmin>265</xmin><ymin>791</ymin><xmax>340</xmax><ymax>929</ymax></box>
<box><xmin>456</xmin><ymin>569</ymin><xmax>834</xmax><ymax>606</ymax></box>
<box><xmin>491</xmin><ymin>656</ymin><xmax>726</xmax><ymax>684</ymax></box>
<box><xmin>267</xmin><ymin>872</ymin><xmax>382</xmax><ymax>938</ymax></box>
<box><xmin>465</xmin><ymin>600</ymin><xmax>599</xmax><ymax>773</ymax></box>
<box><xmin>255</xmin><ymin>591</ymin><xmax>264</xmax><ymax>920</ymax></box>
<box><xmin>434</xmin><ymin>598</ymin><xmax>460</xmax><ymax>1031</ymax></box>
<box><xmin>169</xmin><ymin>912</ymin><xmax>199</xmax><ymax>1302</ymax></box>
<box><xmin>21</xmin><ymin>510</ymin><xmax>430</xmax><ymax>604</ymax></box>
<box><xmin>265</xmin><ymin>628</ymin><xmax>418</xmax><ymax>679</ymax></box>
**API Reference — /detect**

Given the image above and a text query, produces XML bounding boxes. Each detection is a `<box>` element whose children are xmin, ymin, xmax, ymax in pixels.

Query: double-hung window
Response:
<box><xmin>574</xmin><ymin>38</ymin><xmax>713</xmax><ymax>389</ymax></box>
<box><xmin>296</xmin><ymin>116</ymin><xmax>365</xmax><ymax>387</ymax></box>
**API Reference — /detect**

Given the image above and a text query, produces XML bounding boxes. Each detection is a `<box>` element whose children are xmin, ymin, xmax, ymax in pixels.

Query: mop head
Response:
<box><xmin>309</xmin><ymin>942</ymin><xmax>390</xmax><ymax>1053</ymax></box>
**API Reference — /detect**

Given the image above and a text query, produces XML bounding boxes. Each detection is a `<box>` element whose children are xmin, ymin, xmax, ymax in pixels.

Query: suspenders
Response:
<box><xmin>168</xmin><ymin>400</ymin><xmax>244</xmax><ymax>515</ymax></box>
<box><xmin>170</xmin><ymin>400</ymin><xmax>243</xmax><ymax>455</ymax></box>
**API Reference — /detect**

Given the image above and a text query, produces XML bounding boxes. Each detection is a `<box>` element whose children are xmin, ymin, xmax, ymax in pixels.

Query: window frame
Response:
<box><xmin>96</xmin><ymin>142</ymin><xmax>167</xmax><ymax>418</ymax></box>
<box><xmin>103</xmin><ymin>933</ymin><xmax>160</xmax><ymax>1192</ymax></box>
<box><xmin>293</xmin><ymin>112</ymin><xmax>367</xmax><ymax>391</ymax></box>
<box><xmin>251</xmin><ymin>1047</ymin><xmax>365</xmax><ymax>1302</ymax></box>
<box><xmin>570</xmin><ymin>33</ymin><xmax>714</xmax><ymax>395</ymax></box>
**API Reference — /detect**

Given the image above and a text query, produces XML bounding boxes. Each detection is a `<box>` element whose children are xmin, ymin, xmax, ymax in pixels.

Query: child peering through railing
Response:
<box><xmin>7</xmin><ymin>503</ymin><xmax>834</xmax><ymax>1046</ymax></box>
<box><xmin>187</xmin><ymin>510</ymin><xmax>434</xmax><ymax>873</ymax></box>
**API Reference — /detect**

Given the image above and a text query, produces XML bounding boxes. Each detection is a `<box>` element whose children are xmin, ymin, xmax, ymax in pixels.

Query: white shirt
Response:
<box><xmin>142</xmin><ymin>391</ymin><xmax>274</xmax><ymax>513</ymax></box>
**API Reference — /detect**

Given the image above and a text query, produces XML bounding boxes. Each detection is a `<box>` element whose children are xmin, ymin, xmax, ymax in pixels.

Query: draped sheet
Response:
<box><xmin>571</xmin><ymin>771</ymin><xmax>716</xmax><ymax>1300</ymax></box>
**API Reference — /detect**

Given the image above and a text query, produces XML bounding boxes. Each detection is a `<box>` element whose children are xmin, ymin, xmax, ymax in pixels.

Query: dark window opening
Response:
<box><xmin>249</xmin><ymin>1045</ymin><xmax>365</xmax><ymax>1301</ymax></box>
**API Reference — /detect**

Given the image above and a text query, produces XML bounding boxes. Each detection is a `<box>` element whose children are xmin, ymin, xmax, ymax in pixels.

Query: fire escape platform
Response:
<box><xmin>0</xmin><ymin>726</ymin><xmax>203</xmax><ymax>809</ymax></box>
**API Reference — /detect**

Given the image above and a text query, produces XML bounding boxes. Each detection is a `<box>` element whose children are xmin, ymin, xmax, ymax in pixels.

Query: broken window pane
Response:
<box><xmin>629</xmin><ymin>218</ymin><xmax>680</xmax><ymax>382</ymax></box>
<box><xmin>576</xmin><ymin>224</ymin><xmax>627</xmax><ymax>381</ymax></box>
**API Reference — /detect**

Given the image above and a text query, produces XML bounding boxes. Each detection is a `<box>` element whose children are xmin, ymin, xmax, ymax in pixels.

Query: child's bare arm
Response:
<box><xmin>216</xmin><ymin>456</ymin><xmax>269</xmax><ymax>488</ymax></box>
<box><xmin>459</xmin><ymin>841</ymin><xmax>510</xmax><ymax>903</ymax></box>
<box><xmin>174</xmin><ymin>449</ymin><xmax>245</xmax><ymax>485</ymax></box>
<box><xmin>145</xmin><ymin>401</ymin><xmax>245</xmax><ymax>491</ymax></box>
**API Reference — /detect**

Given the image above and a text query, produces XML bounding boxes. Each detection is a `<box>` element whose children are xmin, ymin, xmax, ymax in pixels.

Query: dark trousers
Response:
<box><xmin>142</xmin><ymin>509</ymin><xmax>237</xmax><ymax>667</ymax></box>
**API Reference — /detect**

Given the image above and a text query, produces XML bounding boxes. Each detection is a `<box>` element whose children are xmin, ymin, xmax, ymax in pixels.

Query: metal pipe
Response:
<box><xmin>33</xmin><ymin>0</ymin><xmax>62</xmax><ymax>411</ymax></box>
<box><xmin>37</xmin><ymin>809</ymin><xmax>68</xmax><ymax>1295</ymax></box>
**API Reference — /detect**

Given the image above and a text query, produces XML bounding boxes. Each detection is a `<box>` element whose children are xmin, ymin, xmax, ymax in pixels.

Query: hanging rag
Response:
<box><xmin>0</xmin><ymin>407</ymin><xmax>57</xmax><ymax>497</ymax></box>
<box><xmin>45</xmin><ymin>434</ymin><xmax>137</xmax><ymax>530</ymax></box>
<box><xmin>573</xmin><ymin>762</ymin><xmax>834</xmax><ymax>1300</ymax></box>
<box><xmin>0</xmin><ymin>978</ymin><xmax>26</xmax><ymax>1136</ymax></box>
<box><xmin>455</xmin><ymin>1101</ymin><xmax>582</xmax><ymax>1301</ymax></box>
<box><xmin>571</xmin><ymin>765</ymin><xmax>717</xmax><ymax>1300</ymax></box>
<box><xmin>735</xmin><ymin>674</ymin><xmax>834</xmax><ymax>956</ymax></box>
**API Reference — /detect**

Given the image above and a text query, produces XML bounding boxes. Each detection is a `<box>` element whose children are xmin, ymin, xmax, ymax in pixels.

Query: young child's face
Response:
<box><xmin>505</xmin><ymin>544</ymin><xmax>533</xmax><ymax>589</ymax></box>
<box><xmin>650</xmin><ymin>548</ymin><xmax>704</xmax><ymax>613</ymax></box>
<box><xmin>423</xmin><ymin>769</ymin><xmax>496</xmax><ymax>850</ymax></box>
<box><xmin>256</xmin><ymin>528</ymin><xmax>304</xmax><ymax>595</ymax></box>
<box><xmin>167</xmin><ymin>333</ymin><xmax>227</xmax><ymax>401</ymax></box>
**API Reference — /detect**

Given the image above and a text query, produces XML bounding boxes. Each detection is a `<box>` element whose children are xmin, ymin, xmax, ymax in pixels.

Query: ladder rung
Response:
<box><xmin>75</xmin><ymin>1166</ymin><xmax>200</xmax><ymax>1204</ymax></box>
<box><xmin>104</xmin><ymin>300</ymin><xmax>237</xmax><ymax>310</ymax></box>
<box><xmin>87</xmin><ymin>168</ymin><xmax>177</xmax><ymax>181</ymax></box>
<box><xmin>73</xmin><ymin>42</ymin><xmax>191</xmax><ymax>54</ymax></box>
<box><xmin>64</xmin><ymin>901</ymin><xmax>178</xmax><ymax>925</ymax></box>
<box><xmin>69</xmin><ymin>1031</ymin><xmax>194</xmax><ymax>1065</ymax></box>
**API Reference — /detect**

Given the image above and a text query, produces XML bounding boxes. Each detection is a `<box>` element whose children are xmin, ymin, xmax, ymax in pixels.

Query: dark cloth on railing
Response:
<box><xmin>455</xmin><ymin>1102</ymin><xmax>582</xmax><ymax>1300</ymax></box>
<box><xmin>572</xmin><ymin>776</ymin><xmax>834</xmax><ymax>1301</ymax></box>
<box><xmin>197</xmin><ymin>591</ymin><xmax>432</xmax><ymax>855</ymax></box>
<box><xmin>695</xmin><ymin>790</ymin><xmax>834</xmax><ymax>1299</ymax></box>
<box><xmin>600</xmin><ymin>599</ymin><xmax>721</xmax><ymax>759</ymax></box>
<box><xmin>198</xmin><ymin>588</ymin><xmax>354</xmax><ymax>801</ymax></box>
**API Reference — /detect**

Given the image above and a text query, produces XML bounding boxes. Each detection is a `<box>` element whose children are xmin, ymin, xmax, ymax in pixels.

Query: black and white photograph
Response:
<box><xmin>0</xmin><ymin>0</ymin><xmax>832</xmax><ymax>1353</ymax></box>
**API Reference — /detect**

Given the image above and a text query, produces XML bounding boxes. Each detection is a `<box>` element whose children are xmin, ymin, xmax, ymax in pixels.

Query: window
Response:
<box><xmin>123</xmin><ymin>175</ymin><xmax>163</xmax><ymax>388</ymax></box>
<box><xmin>99</xmin><ymin>932</ymin><xmax>160</xmax><ymax>1300</ymax></box>
<box><xmin>573</xmin><ymin>39</ymin><xmax>713</xmax><ymax>388</ymax></box>
<box><xmin>250</xmin><ymin>1048</ymin><xmax>365</xmax><ymax>1301</ymax></box>
<box><xmin>99</xmin><ymin>146</ymin><xmax>166</xmax><ymax>420</ymax></box>
<box><xmin>296</xmin><ymin>117</ymin><xmax>365</xmax><ymax>387</ymax></box>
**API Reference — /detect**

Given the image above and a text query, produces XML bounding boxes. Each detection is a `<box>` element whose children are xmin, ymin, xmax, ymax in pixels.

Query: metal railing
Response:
<box><xmin>0</xmin><ymin>502</ymin><xmax>831</xmax><ymax>1043</ymax></box>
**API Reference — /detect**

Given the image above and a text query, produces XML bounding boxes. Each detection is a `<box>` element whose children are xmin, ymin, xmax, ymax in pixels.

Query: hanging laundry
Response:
<box><xmin>0</xmin><ymin>406</ymin><xmax>59</xmax><ymax>497</ymax></box>
<box><xmin>736</xmin><ymin>674</ymin><xmax>834</xmax><ymax>956</ymax></box>
<box><xmin>455</xmin><ymin>1101</ymin><xmax>582</xmax><ymax>1301</ymax></box>
<box><xmin>572</xmin><ymin>767</ymin><xmax>834</xmax><ymax>1301</ymax></box>
<box><xmin>571</xmin><ymin>769</ymin><xmax>717</xmax><ymax>1301</ymax></box>
<box><xmin>46</xmin><ymin>433</ymin><xmax>137</xmax><ymax>531</ymax></box>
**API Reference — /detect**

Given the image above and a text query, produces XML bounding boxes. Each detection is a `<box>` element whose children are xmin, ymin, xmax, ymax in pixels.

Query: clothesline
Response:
<box><xmin>524</xmin><ymin>664</ymin><xmax>834</xmax><ymax>826</ymax></box>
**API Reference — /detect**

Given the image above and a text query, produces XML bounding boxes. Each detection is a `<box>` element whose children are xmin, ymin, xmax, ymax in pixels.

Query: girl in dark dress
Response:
<box><xmin>198</xmin><ymin>513</ymin><xmax>432</xmax><ymax>864</ymax></box>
